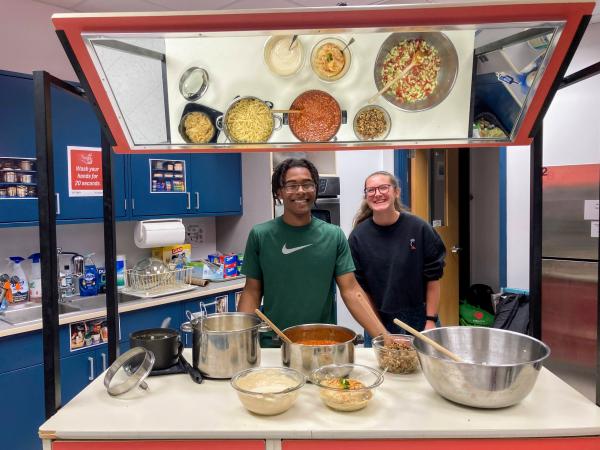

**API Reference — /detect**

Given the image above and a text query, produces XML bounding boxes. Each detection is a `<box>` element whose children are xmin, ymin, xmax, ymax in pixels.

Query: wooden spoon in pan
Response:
<box><xmin>255</xmin><ymin>309</ymin><xmax>293</xmax><ymax>345</ymax></box>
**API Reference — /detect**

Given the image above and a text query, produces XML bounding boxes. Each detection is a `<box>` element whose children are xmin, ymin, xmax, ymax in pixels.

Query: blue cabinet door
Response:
<box><xmin>51</xmin><ymin>85</ymin><xmax>127</xmax><ymax>220</ymax></box>
<box><xmin>61</xmin><ymin>348</ymin><xmax>99</xmax><ymax>404</ymax></box>
<box><xmin>190</xmin><ymin>154</ymin><xmax>242</xmax><ymax>214</ymax></box>
<box><xmin>0</xmin><ymin>72</ymin><xmax>39</xmax><ymax>223</ymax></box>
<box><xmin>130</xmin><ymin>154</ymin><xmax>192</xmax><ymax>217</ymax></box>
<box><xmin>0</xmin><ymin>364</ymin><xmax>45</xmax><ymax>450</ymax></box>
<box><xmin>119</xmin><ymin>302</ymin><xmax>182</xmax><ymax>342</ymax></box>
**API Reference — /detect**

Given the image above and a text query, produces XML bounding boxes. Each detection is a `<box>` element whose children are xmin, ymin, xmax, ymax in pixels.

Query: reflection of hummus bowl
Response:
<box><xmin>310</xmin><ymin>37</ymin><xmax>351</xmax><ymax>81</ymax></box>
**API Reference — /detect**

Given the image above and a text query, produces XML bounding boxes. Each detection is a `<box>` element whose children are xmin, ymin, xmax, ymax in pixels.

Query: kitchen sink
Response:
<box><xmin>68</xmin><ymin>295</ymin><xmax>107</xmax><ymax>309</ymax></box>
<box><xmin>0</xmin><ymin>302</ymin><xmax>82</xmax><ymax>325</ymax></box>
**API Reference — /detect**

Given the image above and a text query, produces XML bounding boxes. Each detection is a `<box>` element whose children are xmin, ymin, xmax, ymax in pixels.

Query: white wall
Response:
<box><xmin>505</xmin><ymin>22</ymin><xmax>600</xmax><ymax>290</ymax></box>
<box><xmin>470</xmin><ymin>149</ymin><xmax>500</xmax><ymax>291</ymax></box>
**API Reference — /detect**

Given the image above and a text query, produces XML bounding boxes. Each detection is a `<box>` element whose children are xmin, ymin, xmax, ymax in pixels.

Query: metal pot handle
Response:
<box><xmin>215</xmin><ymin>115</ymin><xmax>224</xmax><ymax>131</ymax></box>
<box><xmin>180</xmin><ymin>321</ymin><xmax>193</xmax><ymax>333</ymax></box>
<box><xmin>353</xmin><ymin>334</ymin><xmax>365</xmax><ymax>345</ymax></box>
<box><xmin>273</xmin><ymin>115</ymin><xmax>283</xmax><ymax>131</ymax></box>
<box><xmin>258</xmin><ymin>322</ymin><xmax>271</xmax><ymax>333</ymax></box>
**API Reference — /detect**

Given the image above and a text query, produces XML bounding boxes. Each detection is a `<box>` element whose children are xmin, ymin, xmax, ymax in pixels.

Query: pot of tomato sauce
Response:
<box><xmin>286</xmin><ymin>90</ymin><xmax>347</xmax><ymax>142</ymax></box>
<box><xmin>281</xmin><ymin>324</ymin><xmax>360</xmax><ymax>378</ymax></box>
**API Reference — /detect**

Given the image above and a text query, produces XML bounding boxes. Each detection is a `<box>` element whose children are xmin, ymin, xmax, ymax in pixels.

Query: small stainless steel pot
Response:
<box><xmin>181</xmin><ymin>312</ymin><xmax>267</xmax><ymax>379</ymax></box>
<box><xmin>215</xmin><ymin>96</ymin><xmax>282</xmax><ymax>143</ymax></box>
<box><xmin>281</xmin><ymin>324</ymin><xmax>359</xmax><ymax>378</ymax></box>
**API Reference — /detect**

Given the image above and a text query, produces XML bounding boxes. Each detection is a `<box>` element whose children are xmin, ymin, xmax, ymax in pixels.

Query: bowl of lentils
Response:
<box><xmin>372</xmin><ymin>334</ymin><xmax>419</xmax><ymax>374</ymax></box>
<box><xmin>353</xmin><ymin>105</ymin><xmax>391</xmax><ymax>141</ymax></box>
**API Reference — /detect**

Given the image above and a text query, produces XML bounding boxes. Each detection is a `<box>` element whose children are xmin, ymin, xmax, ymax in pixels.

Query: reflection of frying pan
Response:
<box><xmin>374</xmin><ymin>32</ymin><xmax>458</xmax><ymax>112</ymax></box>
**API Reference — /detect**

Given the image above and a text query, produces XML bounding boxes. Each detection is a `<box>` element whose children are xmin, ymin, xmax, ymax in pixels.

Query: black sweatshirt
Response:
<box><xmin>348</xmin><ymin>213</ymin><xmax>446</xmax><ymax>319</ymax></box>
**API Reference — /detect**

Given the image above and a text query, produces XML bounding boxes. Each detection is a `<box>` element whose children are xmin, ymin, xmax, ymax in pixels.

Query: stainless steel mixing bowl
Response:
<box><xmin>414</xmin><ymin>327</ymin><xmax>550</xmax><ymax>408</ymax></box>
<box><xmin>373</xmin><ymin>31</ymin><xmax>458</xmax><ymax>112</ymax></box>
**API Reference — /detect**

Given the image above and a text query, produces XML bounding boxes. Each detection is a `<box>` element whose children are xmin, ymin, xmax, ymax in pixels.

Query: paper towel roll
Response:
<box><xmin>134</xmin><ymin>219</ymin><xmax>186</xmax><ymax>248</ymax></box>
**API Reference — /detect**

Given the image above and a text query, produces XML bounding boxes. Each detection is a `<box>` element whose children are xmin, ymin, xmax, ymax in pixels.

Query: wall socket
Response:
<box><xmin>186</xmin><ymin>224</ymin><xmax>203</xmax><ymax>244</ymax></box>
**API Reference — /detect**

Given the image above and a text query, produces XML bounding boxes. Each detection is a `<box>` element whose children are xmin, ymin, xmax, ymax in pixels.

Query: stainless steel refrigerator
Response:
<box><xmin>542</xmin><ymin>164</ymin><xmax>599</xmax><ymax>402</ymax></box>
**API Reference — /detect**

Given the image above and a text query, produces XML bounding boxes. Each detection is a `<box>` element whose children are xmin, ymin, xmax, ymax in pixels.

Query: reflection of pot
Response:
<box><xmin>215</xmin><ymin>96</ymin><xmax>282</xmax><ymax>144</ymax></box>
<box><xmin>181</xmin><ymin>312</ymin><xmax>265</xmax><ymax>379</ymax></box>
<box><xmin>281</xmin><ymin>324</ymin><xmax>358</xmax><ymax>378</ymax></box>
<box><xmin>287</xmin><ymin>90</ymin><xmax>346</xmax><ymax>142</ymax></box>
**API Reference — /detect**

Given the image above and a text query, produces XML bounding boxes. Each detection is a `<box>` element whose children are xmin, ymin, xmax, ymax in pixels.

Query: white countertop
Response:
<box><xmin>39</xmin><ymin>348</ymin><xmax>600</xmax><ymax>441</ymax></box>
<box><xmin>0</xmin><ymin>279</ymin><xmax>245</xmax><ymax>338</ymax></box>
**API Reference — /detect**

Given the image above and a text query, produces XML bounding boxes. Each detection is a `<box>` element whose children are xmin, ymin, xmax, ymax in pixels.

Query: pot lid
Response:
<box><xmin>103</xmin><ymin>347</ymin><xmax>155</xmax><ymax>397</ymax></box>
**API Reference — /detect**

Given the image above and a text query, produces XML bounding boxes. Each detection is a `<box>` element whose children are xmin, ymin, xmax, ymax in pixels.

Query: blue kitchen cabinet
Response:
<box><xmin>190</xmin><ymin>153</ymin><xmax>242</xmax><ymax>214</ymax></box>
<box><xmin>119</xmin><ymin>302</ymin><xmax>183</xmax><ymax>341</ymax></box>
<box><xmin>130</xmin><ymin>154</ymin><xmax>192</xmax><ymax>217</ymax></box>
<box><xmin>180</xmin><ymin>296</ymin><xmax>217</xmax><ymax>347</ymax></box>
<box><xmin>51</xmin><ymin>85</ymin><xmax>127</xmax><ymax>221</ymax></box>
<box><xmin>0</xmin><ymin>364</ymin><xmax>45</xmax><ymax>450</ymax></box>
<box><xmin>61</xmin><ymin>347</ymin><xmax>109</xmax><ymax>404</ymax></box>
<box><xmin>0</xmin><ymin>71</ymin><xmax>127</xmax><ymax>224</ymax></box>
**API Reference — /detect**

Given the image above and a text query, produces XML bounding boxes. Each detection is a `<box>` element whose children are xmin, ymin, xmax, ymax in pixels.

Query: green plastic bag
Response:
<box><xmin>459</xmin><ymin>301</ymin><xmax>494</xmax><ymax>327</ymax></box>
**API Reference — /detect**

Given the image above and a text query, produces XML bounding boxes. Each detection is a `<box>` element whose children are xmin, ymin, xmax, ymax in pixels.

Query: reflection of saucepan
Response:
<box><xmin>284</xmin><ymin>90</ymin><xmax>347</xmax><ymax>142</ymax></box>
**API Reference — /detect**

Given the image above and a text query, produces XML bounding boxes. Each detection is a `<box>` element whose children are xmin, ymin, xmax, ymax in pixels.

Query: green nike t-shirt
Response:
<box><xmin>241</xmin><ymin>216</ymin><xmax>355</xmax><ymax>347</ymax></box>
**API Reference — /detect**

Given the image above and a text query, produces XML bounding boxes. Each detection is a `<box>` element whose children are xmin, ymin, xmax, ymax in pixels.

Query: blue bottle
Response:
<box><xmin>79</xmin><ymin>253</ymin><xmax>98</xmax><ymax>297</ymax></box>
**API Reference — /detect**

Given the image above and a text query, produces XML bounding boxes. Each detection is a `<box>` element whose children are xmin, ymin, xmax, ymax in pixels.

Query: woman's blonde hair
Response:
<box><xmin>352</xmin><ymin>171</ymin><xmax>406</xmax><ymax>228</ymax></box>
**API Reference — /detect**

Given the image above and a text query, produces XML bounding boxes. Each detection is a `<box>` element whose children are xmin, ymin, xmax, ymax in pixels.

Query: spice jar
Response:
<box><xmin>174</xmin><ymin>162</ymin><xmax>183</xmax><ymax>171</ymax></box>
<box><xmin>16</xmin><ymin>185</ymin><xmax>27</xmax><ymax>198</ymax></box>
<box><xmin>6</xmin><ymin>186</ymin><xmax>17</xmax><ymax>197</ymax></box>
<box><xmin>3</xmin><ymin>171</ymin><xmax>16</xmax><ymax>183</ymax></box>
<box><xmin>166</xmin><ymin>163</ymin><xmax>174</xmax><ymax>171</ymax></box>
<box><xmin>19</xmin><ymin>160</ymin><xmax>33</xmax><ymax>171</ymax></box>
<box><xmin>27</xmin><ymin>186</ymin><xmax>37</xmax><ymax>197</ymax></box>
<box><xmin>0</xmin><ymin>188</ymin><xmax>7</xmax><ymax>197</ymax></box>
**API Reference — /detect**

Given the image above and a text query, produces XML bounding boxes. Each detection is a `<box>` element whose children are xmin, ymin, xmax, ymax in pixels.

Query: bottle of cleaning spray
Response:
<box><xmin>4</xmin><ymin>257</ymin><xmax>30</xmax><ymax>303</ymax></box>
<box><xmin>78</xmin><ymin>253</ymin><xmax>98</xmax><ymax>297</ymax></box>
<box><xmin>28</xmin><ymin>253</ymin><xmax>42</xmax><ymax>302</ymax></box>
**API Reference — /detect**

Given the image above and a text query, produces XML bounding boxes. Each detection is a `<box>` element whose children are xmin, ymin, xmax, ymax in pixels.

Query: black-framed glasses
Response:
<box><xmin>364</xmin><ymin>184</ymin><xmax>392</xmax><ymax>196</ymax></box>
<box><xmin>283</xmin><ymin>182</ymin><xmax>317</xmax><ymax>193</ymax></box>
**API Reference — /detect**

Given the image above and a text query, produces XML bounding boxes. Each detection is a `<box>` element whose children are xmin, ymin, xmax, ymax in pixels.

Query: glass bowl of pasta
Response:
<box><xmin>373</xmin><ymin>32</ymin><xmax>458</xmax><ymax>112</ymax></box>
<box><xmin>310</xmin><ymin>37</ymin><xmax>352</xmax><ymax>82</ymax></box>
<box><xmin>311</xmin><ymin>363</ymin><xmax>384</xmax><ymax>412</ymax></box>
<box><xmin>216</xmin><ymin>96</ymin><xmax>283</xmax><ymax>144</ymax></box>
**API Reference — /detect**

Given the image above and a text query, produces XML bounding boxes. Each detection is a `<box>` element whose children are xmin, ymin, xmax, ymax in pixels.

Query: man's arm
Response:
<box><xmin>336</xmin><ymin>272</ymin><xmax>387</xmax><ymax>338</ymax></box>
<box><xmin>237</xmin><ymin>277</ymin><xmax>263</xmax><ymax>313</ymax></box>
<box><xmin>424</xmin><ymin>279</ymin><xmax>441</xmax><ymax>330</ymax></box>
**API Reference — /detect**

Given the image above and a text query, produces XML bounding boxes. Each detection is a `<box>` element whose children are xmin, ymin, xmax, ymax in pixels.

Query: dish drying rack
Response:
<box><xmin>122</xmin><ymin>266</ymin><xmax>195</xmax><ymax>298</ymax></box>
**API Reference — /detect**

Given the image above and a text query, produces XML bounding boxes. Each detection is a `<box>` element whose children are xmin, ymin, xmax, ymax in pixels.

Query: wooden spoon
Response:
<box><xmin>368</xmin><ymin>48</ymin><xmax>427</xmax><ymax>104</ymax></box>
<box><xmin>255</xmin><ymin>309</ymin><xmax>293</xmax><ymax>345</ymax></box>
<box><xmin>270</xmin><ymin>109</ymin><xmax>302</xmax><ymax>114</ymax></box>
<box><xmin>393</xmin><ymin>318</ymin><xmax>463</xmax><ymax>363</ymax></box>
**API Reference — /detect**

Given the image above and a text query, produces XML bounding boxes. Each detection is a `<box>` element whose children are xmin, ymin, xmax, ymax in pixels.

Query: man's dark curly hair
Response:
<box><xmin>271</xmin><ymin>158</ymin><xmax>319</xmax><ymax>203</ymax></box>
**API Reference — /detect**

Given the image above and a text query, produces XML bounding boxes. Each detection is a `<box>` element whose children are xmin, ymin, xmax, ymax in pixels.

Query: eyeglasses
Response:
<box><xmin>283</xmin><ymin>182</ymin><xmax>317</xmax><ymax>193</ymax></box>
<box><xmin>364</xmin><ymin>184</ymin><xmax>392</xmax><ymax>196</ymax></box>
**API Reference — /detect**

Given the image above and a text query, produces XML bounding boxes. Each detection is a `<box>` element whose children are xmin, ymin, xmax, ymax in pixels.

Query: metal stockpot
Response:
<box><xmin>281</xmin><ymin>324</ymin><xmax>359</xmax><ymax>378</ymax></box>
<box><xmin>215</xmin><ymin>96</ymin><xmax>282</xmax><ymax>143</ymax></box>
<box><xmin>181</xmin><ymin>312</ymin><xmax>266</xmax><ymax>379</ymax></box>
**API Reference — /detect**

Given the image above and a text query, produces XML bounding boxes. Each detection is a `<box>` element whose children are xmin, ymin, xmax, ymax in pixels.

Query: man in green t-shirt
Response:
<box><xmin>238</xmin><ymin>158</ymin><xmax>387</xmax><ymax>347</ymax></box>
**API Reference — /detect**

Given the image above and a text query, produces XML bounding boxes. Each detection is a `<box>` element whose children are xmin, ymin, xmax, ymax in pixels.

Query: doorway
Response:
<box><xmin>410</xmin><ymin>149</ymin><xmax>460</xmax><ymax>325</ymax></box>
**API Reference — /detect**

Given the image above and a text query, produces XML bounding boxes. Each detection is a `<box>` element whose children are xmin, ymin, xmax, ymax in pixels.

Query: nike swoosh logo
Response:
<box><xmin>282</xmin><ymin>243</ymin><xmax>313</xmax><ymax>255</ymax></box>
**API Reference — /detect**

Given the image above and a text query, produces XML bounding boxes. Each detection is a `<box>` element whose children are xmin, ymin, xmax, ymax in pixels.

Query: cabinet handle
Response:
<box><xmin>124</xmin><ymin>198</ymin><xmax>127</xmax><ymax>211</ymax></box>
<box><xmin>195</xmin><ymin>192</ymin><xmax>200</xmax><ymax>209</ymax></box>
<box><xmin>185</xmin><ymin>333</ymin><xmax>188</xmax><ymax>347</ymax></box>
<box><xmin>131</xmin><ymin>198</ymin><xmax>135</xmax><ymax>210</ymax></box>
<box><xmin>56</xmin><ymin>193</ymin><xmax>61</xmax><ymax>215</ymax></box>
<box><xmin>101</xmin><ymin>352</ymin><xmax>107</xmax><ymax>372</ymax></box>
<box><xmin>186</xmin><ymin>192</ymin><xmax>191</xmax><ymax>210</ymax></box>
<box><xmin>88</xmin><ymin>356</ymin><xmax>95</xmax><ymax>381</ymax></box>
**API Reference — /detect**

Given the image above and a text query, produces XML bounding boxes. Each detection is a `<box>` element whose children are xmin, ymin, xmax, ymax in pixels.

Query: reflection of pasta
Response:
<box><xmin>184</xmin><ymin>112</ymin><xmax>214</xmax><ymax>143</ymax></box>
<box><xmin>382</xmin><ymin>39</ymin><xmax>441</xmax><ymax>104</ymax></box>
<box><xmin>226</xmin><ymin>98</ymin><xmax>274</xmax><ymax>143</ymax></box>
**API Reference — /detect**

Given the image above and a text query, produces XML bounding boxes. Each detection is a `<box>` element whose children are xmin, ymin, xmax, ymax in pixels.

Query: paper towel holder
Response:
<box><xmin>134</xmin><ymin>218</ymin><xmax>186</xmax><ymax>249</ymax></box>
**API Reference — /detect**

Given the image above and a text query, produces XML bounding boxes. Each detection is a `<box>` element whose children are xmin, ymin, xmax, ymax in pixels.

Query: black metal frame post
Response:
<box><xmin>101</xmin><ymin>132</ymin><xmax>120</xmax><ymax>363</ymax></box>
<box><xmin>529</xmin><ymin>127</ymin><xmax>543</xmax><ymax>340</ymax></box>
<box><xmin>34</xmin><ymin>71</ymin><xmax>60</xmax><ymax>419</ymax></box>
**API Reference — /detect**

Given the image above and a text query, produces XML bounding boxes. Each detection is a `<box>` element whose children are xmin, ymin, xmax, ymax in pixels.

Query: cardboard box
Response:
<box><xmin>152</xmin><ymin>244</ymin><xmax>192</xmax><ymax>267</ymax></box>
<box><xmin>188</xmin><ymin>260</ymin><xmax>223</xmax><ymax>281</ymax></box>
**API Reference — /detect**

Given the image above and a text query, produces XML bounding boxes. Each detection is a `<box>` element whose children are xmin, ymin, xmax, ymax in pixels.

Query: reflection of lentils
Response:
<box><xmin>377</xmin><ymin>341</ymin><xmax>419</xmax><ymax>374</ymax></box>
<box><xmin>356</xmin><ymin>108</ymin><xmax>387</xmax><ymax>139</ymax></box>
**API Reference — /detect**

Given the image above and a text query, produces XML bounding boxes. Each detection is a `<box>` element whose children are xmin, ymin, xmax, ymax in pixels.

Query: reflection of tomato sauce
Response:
<box><xmin>289</xmin><ymin>90</ymin><xmax>341</xmax><ymax>142</ymax></box>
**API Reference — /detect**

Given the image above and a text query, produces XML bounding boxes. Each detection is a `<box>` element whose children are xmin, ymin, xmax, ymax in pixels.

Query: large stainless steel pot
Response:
<box><xmin>215</xmin><ymin>96</ymin><xmax>282</xmax><ymax>143</ymax></box>
<box><xmin>281</xmin><ymin>324</ymin><xmax>358</xmax><ymax>377</ymax></box>
<box><xmin>182</xmin><ymin>312</ymin><xmax>266</xmax><ymax>379</ymax></box>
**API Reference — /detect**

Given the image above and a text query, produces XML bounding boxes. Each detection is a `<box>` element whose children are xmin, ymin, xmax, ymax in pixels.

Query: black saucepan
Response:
<box><xmin>130</xmin><ymin>328</ymin><xmax>180</xmax><ymax>370</ymax></box>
